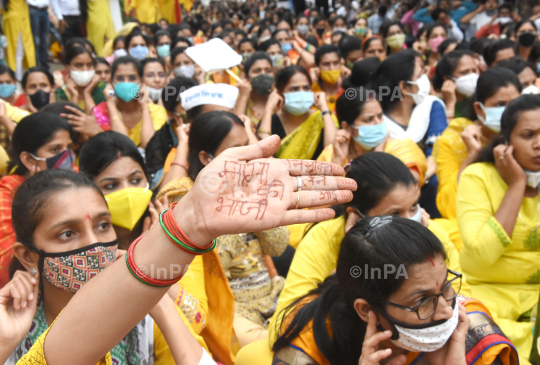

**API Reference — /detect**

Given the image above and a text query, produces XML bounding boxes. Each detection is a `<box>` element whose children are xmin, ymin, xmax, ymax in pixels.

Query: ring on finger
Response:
<box><xmin>297</xmin><ymin>176</ymin><xmax>302</xmax><ymax>192</ymax></box>
<box><xmin>294</xmin><ymin>191</ymin><xmax>300</xmax><ymax>209</ymax></box>
<box><xmin>500</xmin><ymin>155</ymin><xmax>505</xmax><ymax>160</ymax></box>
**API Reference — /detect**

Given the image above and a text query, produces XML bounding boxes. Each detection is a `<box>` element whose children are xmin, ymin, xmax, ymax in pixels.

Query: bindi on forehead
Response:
<box><xmin>86</xmin><ymin>214</ymin><xmax>91</xmax><ymax>220</ymax></box>
<box><xmin>428</xmin><ymin>254</ymin><xmax>435</xmax><ymax>267</ymax></box>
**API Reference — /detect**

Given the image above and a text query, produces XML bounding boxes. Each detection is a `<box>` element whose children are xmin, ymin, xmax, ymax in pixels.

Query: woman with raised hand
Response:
<box><xmin>92</xmin><ymin>56</ymin><xmax>168</xmax><ymax>148</ymax></box>
<box><xmin>0</xmin><ymin>169</ymin><xmax>195</xmax><ymax>365</ymax></box>
<box><xmin>457</xmin><ymin>94</ymin><xmax>540</xmax><ymax>361</ymax></box>
<box><xmin>0</xmin><ymin>113</ymin><xmax>74</xmax><ymax>288</ymax></box>
<box><xmin>271</xmin><ymin>216</ymin><xmax>517</xmax><ymax>365</ymax></box>
<box><xmin>0</xmin><ymin>134</ymin><xmax>355</xmax><ymax>365</ymax></box>
<box><xmin>257</xmin><ymin>65</ymin><xmax>338</xmax><ymax>160</ymax></box>
<box><xmin>433</xmin><ymin>67</ymin><xmax>521</xmax><ymax>251</ymax></box>
<box><xmin>54</xmin><ymin>45</ymin><xmax>107</xmax><ymax>114</ymax></box>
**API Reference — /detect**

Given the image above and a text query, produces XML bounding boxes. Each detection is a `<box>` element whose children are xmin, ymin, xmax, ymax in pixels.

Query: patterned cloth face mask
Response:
<box><xmin>30</xmin><ymin>240</ymin><xmax>118</xmax><ymax>293</ymax></box>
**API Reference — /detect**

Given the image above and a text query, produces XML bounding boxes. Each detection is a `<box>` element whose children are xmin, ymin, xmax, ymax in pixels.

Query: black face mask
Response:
<box><xmin>316</xmin><ymin>28</ymin><xmax>325</xmax><ymax>37</ymax></box>
<box><xmin>519</xmin><ymin>32</ymin><xmax>536</xmax><ymax>47</ymax></box>
<box><xmin>29</xmin><ymin>89</ymin><xmax>50</xmax><ymax>110</ymax></box>
<box><xmin>251</xmin><ymin>74</ymin><xmax>274</xmax><ymax>95</ymax></box>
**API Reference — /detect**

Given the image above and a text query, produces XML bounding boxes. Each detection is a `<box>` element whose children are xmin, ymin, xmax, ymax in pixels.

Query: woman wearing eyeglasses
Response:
<box><xmin>457</xmin><ymin>94</ymin><xmax>540</xmax><ymax>361</ymax></box>
<box><xmin>141</xmin><ymin>58</ymin><xmax>168</xmax><ymax>105</ymax></box>
<box><xmin>92</xmin><ymin>56</ymin><xmax>167</xmax><ymax>148</ymax></box>
<box><xmin>270</xmin><ymin>217</ymin><xmax>518</xmax><ymax>365</ymax></box>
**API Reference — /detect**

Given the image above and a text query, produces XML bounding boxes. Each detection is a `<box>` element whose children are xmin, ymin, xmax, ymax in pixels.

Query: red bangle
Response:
<box><xmin>162</xmin><ymin>202</ymin><xmax>214</xmax><ymax>251</ymax></box>
<box><xmin>170</xmin><ymin>162</ymin><xmax>188</xmax><ymax>171</ymax></box>
<box><xmin>126</xmin><ymin>235</ymin><xmax>183</xmax><ymax>287</ymax></box>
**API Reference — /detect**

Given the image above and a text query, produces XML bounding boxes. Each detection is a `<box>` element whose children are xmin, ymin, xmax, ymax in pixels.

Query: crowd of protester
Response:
<box><xmin>1</xmin><ymin>0</ymin><xmax>540</xmax><ymax>364</ymax></box>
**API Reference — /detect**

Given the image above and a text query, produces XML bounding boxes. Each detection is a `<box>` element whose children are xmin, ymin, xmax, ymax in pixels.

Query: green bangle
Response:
<box><xmin>159</xmin><ymin>209</ymin><xmax>216</xmax><ymax>254</ymax></box>
<box><xmin>125</xmin><ymin>254</ymin><xmax>163</xmax><ymax>288</ymax></box>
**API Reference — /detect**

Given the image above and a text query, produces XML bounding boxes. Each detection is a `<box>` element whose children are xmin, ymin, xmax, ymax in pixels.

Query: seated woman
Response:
<box><xmin>0</xmin><ymin>65</ymin><xmax>18</xmax><ymax>105</ymax></box>
<box><xmin>126</xmin><ymin>28</ymin><xmax>150</xmax><ymax>61</ymax></box>
<box><xmin>145</xmin><ymin>77</ymin><xmax>197</xmax><ymax>188</ymax></box>
<box><xmin>1</xmin><ymin>135</ymin><xmax>350</xmax><ymax>365</ymax></box>
<box><xmin>79</xmin><ymin>131</ymin><xmax>158</xmax><ymax>249</ymax></box>
<box><xmin>16</xmin><ymin>67</ymin><xmax>56</xmax><ymax>112</ymax></box>
<box><xmin>0</xmin><ymin>113</ymin><xmax>74</xmax><ymax>288</ymax></box>
<box><xmin>54</xmin><ymin>45</ymin><xmax>107</xmax><ymax>114</ymax></box>
<box><xmin>170</xmin><ymin>47</ymin><xmax>206</xmax><ymax>85</ymax></box>
<box><xmin>105</xmin><ymin>35</ymin><xmax>128</xmax><ymax>66</ymax></box>
<box><xmin>456</xmin><ymin>94</ymin><xmax>540</xmax><ymax>360</ymax></box>
<box><xmin>311</xmin><ymin>45</ymin><xmax>346</xmax><ymax>114</ymax></box>
<box><xmin>434</xmin><ymin>67</ymin><xmax>521</xmax><ymax>251</ymax></box>
<box><xmin>141</xmin><ymin>58</ymin><xmax>168</xmax><ymax>104</ymax></box>
<box><xmin>433</xmin><ymin>50</ymin><xmax>479</xmax><ymax>119</ymax></box>
<box><xmin>92</xmin><ymin>56</ymin><xmax>168</xmax><ymax>148</ymax></box>
<box><xmin>265</xmin><ymin>152</ymin><xmax>470</xmax><ymax>358</ymax></box>
<box><xmin>3</xmin><ymin>169</ymin><xmax>193</xmax><ymax>364</ymax></box>
<box><xmin>154</xmin><ymin>29</ymin><xmax>173</xmax><ymax>63</ymax></box>
<box><xmin>272</xmin><ymin>217</ymin><xmax>518</xmax><ymax>365</ymax></box>
<box><xmin>318</xmin><ymin>91</ymin><xmax>426</xmax><ymax>183</ymax></box>
<box><xmin>95</xmin><ymin>58</ymin><xmax>112</xmax><ymax>83</ymax></box>
<box><xmin>257</xmin><ymin>65</ymin><xmax>338</xmax><ymax>160</ymax></box>
<box><xmin>425</xmin><ymin>22</ymin><xmax>448</xmax><ymax>77</ymax></box>
<box><xmin>234</xmin><ymin>52</ymin><xmax>274</xmax><ymax>126</ymax></box>
<box><xmin>156</xmin><ymin>111</ymin><xmax>291</xmax><ymax>354</ymax></box>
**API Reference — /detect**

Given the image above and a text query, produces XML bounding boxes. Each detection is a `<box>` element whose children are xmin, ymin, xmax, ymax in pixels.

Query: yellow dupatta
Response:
<box><xmin>275</xmin><ymin>111</ymin><xmax>338</xmax><ymax>160</ymax></box>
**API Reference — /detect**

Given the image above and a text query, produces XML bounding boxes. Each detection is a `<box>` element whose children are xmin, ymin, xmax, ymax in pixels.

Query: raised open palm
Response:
<box><xmin>173</xmin><ymin>135</ymin><xmax>357</xmax><ymax>244</ymax></box>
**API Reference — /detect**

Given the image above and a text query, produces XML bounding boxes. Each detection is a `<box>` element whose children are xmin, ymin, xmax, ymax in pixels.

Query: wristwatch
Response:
<box><xmin>321</xmin><ymin>110</ymin><xmax>331</xmax><ymax>117</ymax></box>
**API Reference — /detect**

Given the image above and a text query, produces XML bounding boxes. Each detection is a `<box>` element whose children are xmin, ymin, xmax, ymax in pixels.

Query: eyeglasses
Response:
<box><xmin>386</xmin><ymin>269</ymin><xmax>462</xmax><ymax>320</ymax></box>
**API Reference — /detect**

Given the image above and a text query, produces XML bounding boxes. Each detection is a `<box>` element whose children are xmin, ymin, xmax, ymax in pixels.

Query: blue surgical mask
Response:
<box><xmin>0</xmin><ymin>84</ymin><xmax>16</xmax><ymax>98</ymax></box>
<box><xmin>478</xmin><ymin>103</ymin><xmax>505</xmax><ymax>133</ymax></box>
<box><xmin>187</xmin><ymin>37</ymin><xmax>194</xmax><ymax>45</ymax></box>
<box><xmin>525</xmin><ymin>170</ymin><xmax>540</xmax><ymax>188</ymax></box>
<box><xmin>114</xmin><ymin>82</ymin><xmax>140</xmax><ymax>102</ymax></box>
<box><xmin>281</xmin><ymin>43</ymin><xmax>292</xmax><ymax>54</ymax></box>
<box><xmin>157</xmin><ymin>44</ymin><xmax>170</xmax><ymax>59</ymax></box>
<box><xmin>352</xmin><ymin>121</ymin><xmax>388</xmax><ymax>150</ymax></box>
<box><xmin>410</xmin><ymin>204</ymin><xmax>422</xmax><ymax>223</ymax></box>
<box><xmin>284</xmin><ymin>91</ymin><xmax>314</xmax><ymax>116</ymax></box>
<box><xmin>129</xmin><ymin>45</ymin><xmax>149</xmax><ymax>60</ymax></box>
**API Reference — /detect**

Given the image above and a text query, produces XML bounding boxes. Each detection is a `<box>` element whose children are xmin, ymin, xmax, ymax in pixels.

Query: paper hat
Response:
<box><xmin>180</xmin><ymin>83</ymin><xmax>239</xmax><ymax>111</ymax></box>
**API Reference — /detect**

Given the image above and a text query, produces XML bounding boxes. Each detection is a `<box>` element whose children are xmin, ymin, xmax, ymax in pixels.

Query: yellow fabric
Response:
<box><xmin>433</xmin><ymin>118</ymin><xmax>475</xmax><ymax>221</ymax></box>
<box><xmin>1</xmin><ymin>0</ymin><xmax>35</xmax><ymax>71</ymax></box>
<box><xmin>0</xmin><ymin>144</ymin><xmax>10</xmax><ymax>175</ymax></box>
<box><xmin>127</xmin><ymin>103</ymin><xmax>168</xmax><ymax>147</ymax></box>
<box><xmin>4</xmin><ymin>101</ymin><xmax>30</xmax><ymax>123</ymax></box>
<box><xmin>178</xmin><ymin>255</ymin><xmax>209</xmax><ymax>335</ymax></box>
<box><xmin>171</xmin><ymin>304</ymin><xmax>210</xmax><ymax>353</ymax></box>
<box><xmin>179</xmin><ymin>0</ymin><xmax>194</xmax><ymax>12</ymax></box>
<box><xmin>268</xmin><ymin>216</ymin><xmax>469</xmax><ymax>347</ymax></box>
<box><xmin>101</xmin><ymin>23</ymin><xmax>139</xmax><ymax>57</ymax></box>
<box><xmin>317</xmin><ymin>139</ymin><xmax>427</xmax><ymax>186</ymax></box>
<box><xmin>158</xmin><ymin>0</ymin><xmax>178</xmax><ymax>24</ymax></box>
<box><xmin>17</xmin><ymin>315</ymin><xmax>112</xmax><ymax>365</ymax></box>
<box><xmin>276</xmin><ymin>111</ymin><xmax>339</xmax><ymax>160</ymax></box>
<box><xmin>130</xmin><ymin>0</ymin><xmax>158</xmax><ymax>23</ymax></box>
<box><xmin>156</xmin><ymin>177</ymin><xmax>237</xmax><ymax>365</ymax></box>
<box><xmin>457</xmin><ymin>162</ymin><xmax>540</xmax><ymax>359</ymax></box>
<box><xmin>385</xmin><ymin>138</ymin><xmax>428</xmax><ymax>186</ymax></box>
<box><xmin>86</xmin><ymin>0</ymin><xmax>116</xmax><ymax>57</ymax></box>
<box><xmin>234</xmin><ymin>339</ymin><xmax>273</xmax><ymax>365</ymax></box>
<box><xmin>312</xmin><ymin>82</ymin><xmax>339</xmax><ymax>114</ymax></box>
<box><xmin>286</xmin><ymin>223</ymin><xmax>313</xmax><ymax>249</ymax></box>
<box><xmin>153</xmin><ymin>322</ymin><xmax>173</xmax><ymax>365</ymax></box>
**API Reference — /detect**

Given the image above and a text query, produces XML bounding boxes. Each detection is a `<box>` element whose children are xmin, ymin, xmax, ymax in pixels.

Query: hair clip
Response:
<box><xmin>365</xmin><ymin>216</ymin><xmax>393</xmax><ymax>237</ymax></box>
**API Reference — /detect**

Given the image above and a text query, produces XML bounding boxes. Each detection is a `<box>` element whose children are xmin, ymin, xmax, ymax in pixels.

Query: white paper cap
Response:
<box><xmin>180</xmin><ymin>83</ymin><xmax>239</xmax><ymax>111</ymax></box>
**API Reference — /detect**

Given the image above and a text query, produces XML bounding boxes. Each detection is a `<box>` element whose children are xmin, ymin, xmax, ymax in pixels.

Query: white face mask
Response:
<box><xmin>113</xmin><ymin>49</ymin><xmax>128</xmax><ymax>58</ymax></box>
<box><xmin>406</xmin><ymin>74</ymin><xmax>431</xmax><ymax>105</ymax></box>
<box><xmin>390</xmin><ymin>301</ymin><xmax>460</xmax><ymax>352</ymax></box>
<box><xmin>525</xmin><ymin>170</ymin><xmax>540</xmax><ymax>188</ymax></box>
<box><xmin>478</xmin><ymin>102</ymin><xmax>505</xmax><ymax>133</ymax></box>
<box><xmin>70</xmin><ymin>70</ymin><xmax>95</xmax><ymax>87</ymax></box>
<box><xmin>146</xmin><ymin>86</ymin><xmax>163</xmax><ymax>102</ymax></box>
<box><xmin>522</xmin><ymin>85</ymin><xmax>539</xmax><ymax>95</ymax></box>
<box><xmin>410</xmin><ymin>205</ymin><xmax>422</xmax><ymax>222</ymax></box>
<box><xmin>174</xmin><ymin>64</ymin><xmax>196</xmax><ymax>78</ymax></box>
<box><xmin>454</xmin><ymin>73</ymin><xmax>479</xmax><ymax>97</ymax></box>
